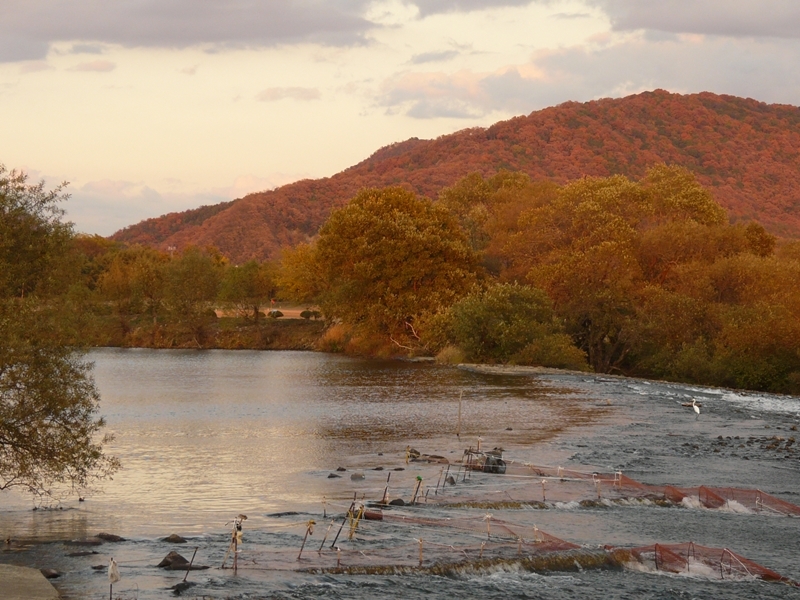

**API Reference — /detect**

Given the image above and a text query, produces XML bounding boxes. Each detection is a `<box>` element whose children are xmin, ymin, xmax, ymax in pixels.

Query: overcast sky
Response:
<box><xmin>2</xmin><ymin>0</ymin><xmax>800</xmax><ymax>235</ymax></box>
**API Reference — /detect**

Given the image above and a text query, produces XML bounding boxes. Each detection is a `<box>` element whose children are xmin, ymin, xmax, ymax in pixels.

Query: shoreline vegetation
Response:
<box><xmin>69</xmin><ymin>168</ymin><xmax>800</xmax><ymax>396</ymax></box>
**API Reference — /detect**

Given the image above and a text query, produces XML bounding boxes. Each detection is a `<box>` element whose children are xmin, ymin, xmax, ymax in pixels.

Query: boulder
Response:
<box><xmin>163</xmin><ymin>534</ymin><xmax>187</xmax><ymax>544</ymax></box>
<box><xmin>96</xmin><ymin>533</ymin><xmax>126</xmax><ymax>542</ymax></box>
<box><xmin>158</xmin><ymin>551</ymin><xmax>189</xmax><ymax>569</ymax></box>
<box><xmin>157</xmin><ymin>551</ymin><xmax>209</xmax><ymax>571</ymax></box>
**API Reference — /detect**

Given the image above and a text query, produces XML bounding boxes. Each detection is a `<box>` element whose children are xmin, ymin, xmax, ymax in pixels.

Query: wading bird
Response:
<box><xmin>692</xmin><ymin>399</ymin><xmax>700</xmax><ymax>420</ymax></box>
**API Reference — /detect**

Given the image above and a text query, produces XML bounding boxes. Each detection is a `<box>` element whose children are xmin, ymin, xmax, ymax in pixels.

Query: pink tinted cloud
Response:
<box><xmin>69</xmin><ymin>60</ymin><xmax>116</xmax><ymax>72</ymax></box>
<box><xmin>256</xmin><ymin>87</ymin><xmax>321</xmax><ymax>101</ymax></box>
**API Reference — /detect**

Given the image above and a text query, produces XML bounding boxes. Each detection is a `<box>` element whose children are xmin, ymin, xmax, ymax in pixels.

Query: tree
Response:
<box><xmin>0</xmin><ymin>166</ymin><xmax>118</xmax><ymax>499</ymax></box>
<box><xmin>445</xmin><ymin>282</ymin><xmax>589</xmax><ymax>369</ymax></box>
<box><xmin>219</xmin><ymin>260</ymin><xmax>277</xmax><ymax>322</ymax></box>
<box><xmin>310</xmin><ymin>187</ymin><xmax>480</xmax><ymax>349</ymax></box>
<box><xmin>164</xmin><ymin>246</ymin><xmax>222</xmax><ymax>344</ymax></box>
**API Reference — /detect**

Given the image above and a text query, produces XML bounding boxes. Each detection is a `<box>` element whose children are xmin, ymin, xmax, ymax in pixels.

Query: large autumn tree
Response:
<box><xmin>0</xmin><ymin>166</ymin><xmax>118</xmax><ymax>500</ymax></box>
<box><xmin>289</xmin><ymin>187</ymin><xmax>480</xmax><ymax>350</ymax></box>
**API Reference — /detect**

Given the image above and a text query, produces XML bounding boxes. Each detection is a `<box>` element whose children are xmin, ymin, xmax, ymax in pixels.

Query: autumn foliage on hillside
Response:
<box><xmin>111</xmin><ymin>90</ymin><xmax>800</xmax><ymax>263</ymax></box>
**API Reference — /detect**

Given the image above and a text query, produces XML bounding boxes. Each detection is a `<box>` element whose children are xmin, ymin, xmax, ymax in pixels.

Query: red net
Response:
<box><xmin>628</xmin><ymin>542</ymin><xmax>796</xmax><ymax>584</ymax></box>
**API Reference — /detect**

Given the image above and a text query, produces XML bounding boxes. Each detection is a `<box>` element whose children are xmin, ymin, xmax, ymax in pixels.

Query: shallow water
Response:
<box><xmin>1</xmin><ymin>349</ymin><xmax>799</xmax><ymax>599</ymax></box>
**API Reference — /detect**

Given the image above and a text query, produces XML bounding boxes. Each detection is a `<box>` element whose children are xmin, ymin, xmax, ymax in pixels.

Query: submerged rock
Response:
<box><xmin>97</xmin><ymin>533</ymin><xmax>126</xmax><ymax>542</ymax></box>
<box><xmin>157</xmin><ymin>551</ymin><xmax>209</xmax><ymax>571</ymax></box>
<box><xmin>40</xmin><ymin>568</ymin><xmax>62</xmax><ymax>579</ymax></box>
<box><xmin>328</xmin><ymin>473</ymin><xmax>341</xmax><ymax>478</ymax></box>
<box><xmin>158</xmin><ymin>551</ymin><xmax>189</xmax><ymax>568</ymax></box>
<box><xmin>172</xmin><ymin>580</ymin><xmax>197</xmax><ymax>595</ymax></box>
<box><xmin>65</xmin><ymin>537</ymin><xmax>103</xmax><ymax>546</ymax></box>
<box><xmin>388</xmin><ymin>498</ymin><xmax>405</xmax><ymax>506</ymax></box>
<box><xmin>350</xmin><ymin>472</ymin><xmax>366</xmax><ymax>480</ymax></box>
<box><xmin>163</xmin><ymin>534</ymin><xmax>187</xmax><ymax>544</ymax></box>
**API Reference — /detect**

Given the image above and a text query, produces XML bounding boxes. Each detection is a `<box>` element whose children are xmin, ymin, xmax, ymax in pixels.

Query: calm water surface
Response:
<box><xmin>1</xmin><ymin>348</ymin><xmax>799</xmax><ymax>599</ymax></box>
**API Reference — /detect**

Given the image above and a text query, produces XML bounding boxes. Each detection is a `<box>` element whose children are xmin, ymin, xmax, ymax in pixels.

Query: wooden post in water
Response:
<box><xmin>411</xmin><ymin>476</ymin><xmax>423</xmax><ymax>505</ymax></box>
<box><xmin>183</xmin><ymin>547</ymin><xmax>198</xmax><ymax>583</ymax></box>
<box><xmin>318</xmin><ymin>520</ymin><xmax>335</xmax><ymax>553</ymax></box>
<box><xmin>456</xmin><ymin>390</ymin><xmax>462</xmax><ymax>438</ymax></box>
<box><xmin>381</xmin><ymin>472</ymin><xmax>391</xmax><ymax>504</ymax></box>
<box><xmin>331</xmin><ymin>493</ymin><xmax>357</xmax><ymax>548</ymax></box>
<box><xmin>298</xmin><ymin>520</ymin><xmax>315</xmax><ymax>560</ymax></box>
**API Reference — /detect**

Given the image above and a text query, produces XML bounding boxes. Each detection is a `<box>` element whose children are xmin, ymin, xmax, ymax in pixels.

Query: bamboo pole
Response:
<box><xmin>330</xmin><ymin>493</ymin><xmax>357</xmax><ymax>549</ymax></box>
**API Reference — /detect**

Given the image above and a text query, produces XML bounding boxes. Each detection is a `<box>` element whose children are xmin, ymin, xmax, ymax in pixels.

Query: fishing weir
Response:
<box><xmin>212</xmin><ymin>441</ymin><xmax>800</xmax><ymax>588</ymax></box>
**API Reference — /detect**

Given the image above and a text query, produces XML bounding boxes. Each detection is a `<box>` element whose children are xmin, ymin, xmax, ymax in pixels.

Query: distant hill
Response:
<box><xmin>111</xmin><ymin>90</ymin><xmax>800</xmax><ymax>262</ymax></box>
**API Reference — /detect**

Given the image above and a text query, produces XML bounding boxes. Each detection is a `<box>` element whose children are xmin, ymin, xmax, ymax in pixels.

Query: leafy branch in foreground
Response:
<box><xmin>0</xmin><ymin>165</ymin><xmax>119</xmax><ymax>501</ymax></box>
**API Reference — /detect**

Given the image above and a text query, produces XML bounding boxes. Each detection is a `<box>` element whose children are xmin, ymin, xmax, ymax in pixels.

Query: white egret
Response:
<box><xmin>692</xmin><ymin>399</ymin><xmax>700</xmax><ymax>420</ymax></box>
<box><xmin>109</xmin><ymin>557</ymin><xmax>121</xmax><ymax>599</ymax></box>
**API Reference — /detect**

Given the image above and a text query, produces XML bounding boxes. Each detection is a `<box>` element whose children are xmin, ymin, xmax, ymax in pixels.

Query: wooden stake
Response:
<box><xmin>456</xmin><ymin>390</ymin><xmax>462</xmax><ymax>438</ymax></box>
<box><xmin>331</xmin><ymin>493</ymin><xmax>357</xmax><ymax>549</ymax></box>
<box><xmin>381</xmin><ymin>472</ymin><xmax>391</xmax><ymax>504</ymax></box>
<box><xmin>411</xmin><ymin>476</ymin><xmax>423</xmax><ymax>505</ymax></box>
<box><xmin>298</xmin><ymin>520</ymin><xmax>315</xmax><ymax>560</ymax></box>
<box><xmin>318</xmin><ymin>520</ymin><xmax>334</xmax><ymax>553</ymax></box>
<box><xmin>183</xmin><ymin>547</ymin><xmax>198</xmax><ymax>583</ymax></box>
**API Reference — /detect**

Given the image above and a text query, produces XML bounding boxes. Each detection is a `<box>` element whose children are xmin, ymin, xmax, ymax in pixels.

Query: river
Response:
<box><xmin>1</xmin><ymin>348</ymin><xmax>799</xmax><ymax>599</ymax></box>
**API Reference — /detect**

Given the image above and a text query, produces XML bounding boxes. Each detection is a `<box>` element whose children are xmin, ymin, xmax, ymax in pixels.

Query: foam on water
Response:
<box><xmin>721</xmin><ymin>391</ymin><xmax>800</xmax><ymax>417</ymax></box>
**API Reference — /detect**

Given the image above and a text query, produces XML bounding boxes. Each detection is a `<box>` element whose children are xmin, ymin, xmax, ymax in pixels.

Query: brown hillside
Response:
<box><xmin>111</xmin><ymin>90</ymin><xmax>800</xmax><ymax>262</ymax></box>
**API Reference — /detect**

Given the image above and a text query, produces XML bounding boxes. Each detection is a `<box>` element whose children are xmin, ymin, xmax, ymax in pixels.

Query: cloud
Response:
<box><xmin>69</xmin><ymin>43</ymin><xmax>105</xmax><ymax>55</ymax></box>
<box><xmin>69</xmin><ymin>60</ymin><xmax>116</xmax><ymax>72</ymax></box>
<box><xmin>62</xmin><ymin>172</ymin><xmax>309</xmax><ymax>236</ymax></box>
<box><xmin>409</xmin><ymin>0</ymin><xmax>536</xmax><ymax>17</ymax></box>
<box><xmin>381</xmin><ymin>64</ymin><xmax>552</xmax><ymax>118</ymax></box>
<box><xmin>19</xmin><ymin>60</ymin><xmax>52</xmax><ymax>74</ymax></box>
<box><xmin>257</xmin><ymin>87</ymin><xmax>321</xmax><ymax>102</ymax></box>
<box><xmin>0</xmin><ymin>1</ymin><xmax>375</xmax><ymax>63</ymax></box>
<box><xmin>410</xmin><ymin>50</ymin><xmax>460</xmax><ymax>64</ymax></box>
<box><xmin>593</xmin><ymin>0</ymin><xmax>800</xmax><ymax>39</ymax></box>
<box><xmin>66</xmin><ymin>179</ymin><xmax>227</xmax><ymax>236</ymax></box>
<box><xmin>380</xmin><ymin>35</ymin><xmax>800</xmax><ymax>118</ymax></box>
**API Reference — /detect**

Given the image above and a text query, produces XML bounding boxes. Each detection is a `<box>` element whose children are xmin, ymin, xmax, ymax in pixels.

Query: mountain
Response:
<box><xmin>111</xmin><ymin>90</ymin><xmax>800</xmax><ymax>262</ymax></box>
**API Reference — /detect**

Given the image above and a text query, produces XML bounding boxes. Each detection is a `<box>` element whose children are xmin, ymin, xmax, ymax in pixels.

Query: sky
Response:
<box><xmin>2</xmin><ymin>0</ymin><xmax>800</xmax><ymax>236</ymax></box>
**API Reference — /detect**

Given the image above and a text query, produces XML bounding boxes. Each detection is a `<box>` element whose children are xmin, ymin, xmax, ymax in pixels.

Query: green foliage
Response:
<box><xmin>0</xmin><ymin>166</ymin><xmax>75</xmax><ymax>298</ymax></box>
<box><xmin>510</xmin><ymin>334</ymin><xmax>590</xmax><ymax>371</ymax></box>
<box><xmin>164</xmin><ymin>246</ymin><xmax>222</xmax><ymax>343</ymax></box>
<box><xmin>0</xmin><ymin>166</ymin><xmax>118</xmax><ymax>498</ymax></box>
<box><xmin>219</xmin><ymin>260</ymin><xmax>277</xmax><ymax>321</ymax></box>
<box><xmin>310</xmin><ymin>187</ymin><xmax>480</xmax><ymax>348</ymax></box>
<box><xmin>444</xmin><ymin>283</ymin><xmax>588</xmax><ymax>369</ymax></box>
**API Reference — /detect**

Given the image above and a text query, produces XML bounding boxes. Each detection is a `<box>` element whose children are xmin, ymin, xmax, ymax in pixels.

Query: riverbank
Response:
<box><xmin>87</xmin><ymin>315</ymin><xmax>327</xmax><ymax>350</ymax></box>
<box><xmin>0</xmin><ymin>564</ymin><xmax>58</xmax><ymax>600</ymax></box>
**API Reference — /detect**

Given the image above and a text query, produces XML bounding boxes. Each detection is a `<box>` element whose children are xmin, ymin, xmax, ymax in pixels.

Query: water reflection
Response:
<box><xmin>1</xmin><ymin>349</ymin><xmax>600</xmax><ymax>539</ymax></box>
<box><xmin>3</xmin><ymin>349</ymin><xmax>799</xmax><ymax>599</ymax></box>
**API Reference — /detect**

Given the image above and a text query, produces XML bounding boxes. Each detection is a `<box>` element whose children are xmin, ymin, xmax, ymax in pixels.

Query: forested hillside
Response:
<box><xmin>111</xmin><ymin>90</ymin><xmax>800</xmax><ymax>262</ymax></box>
